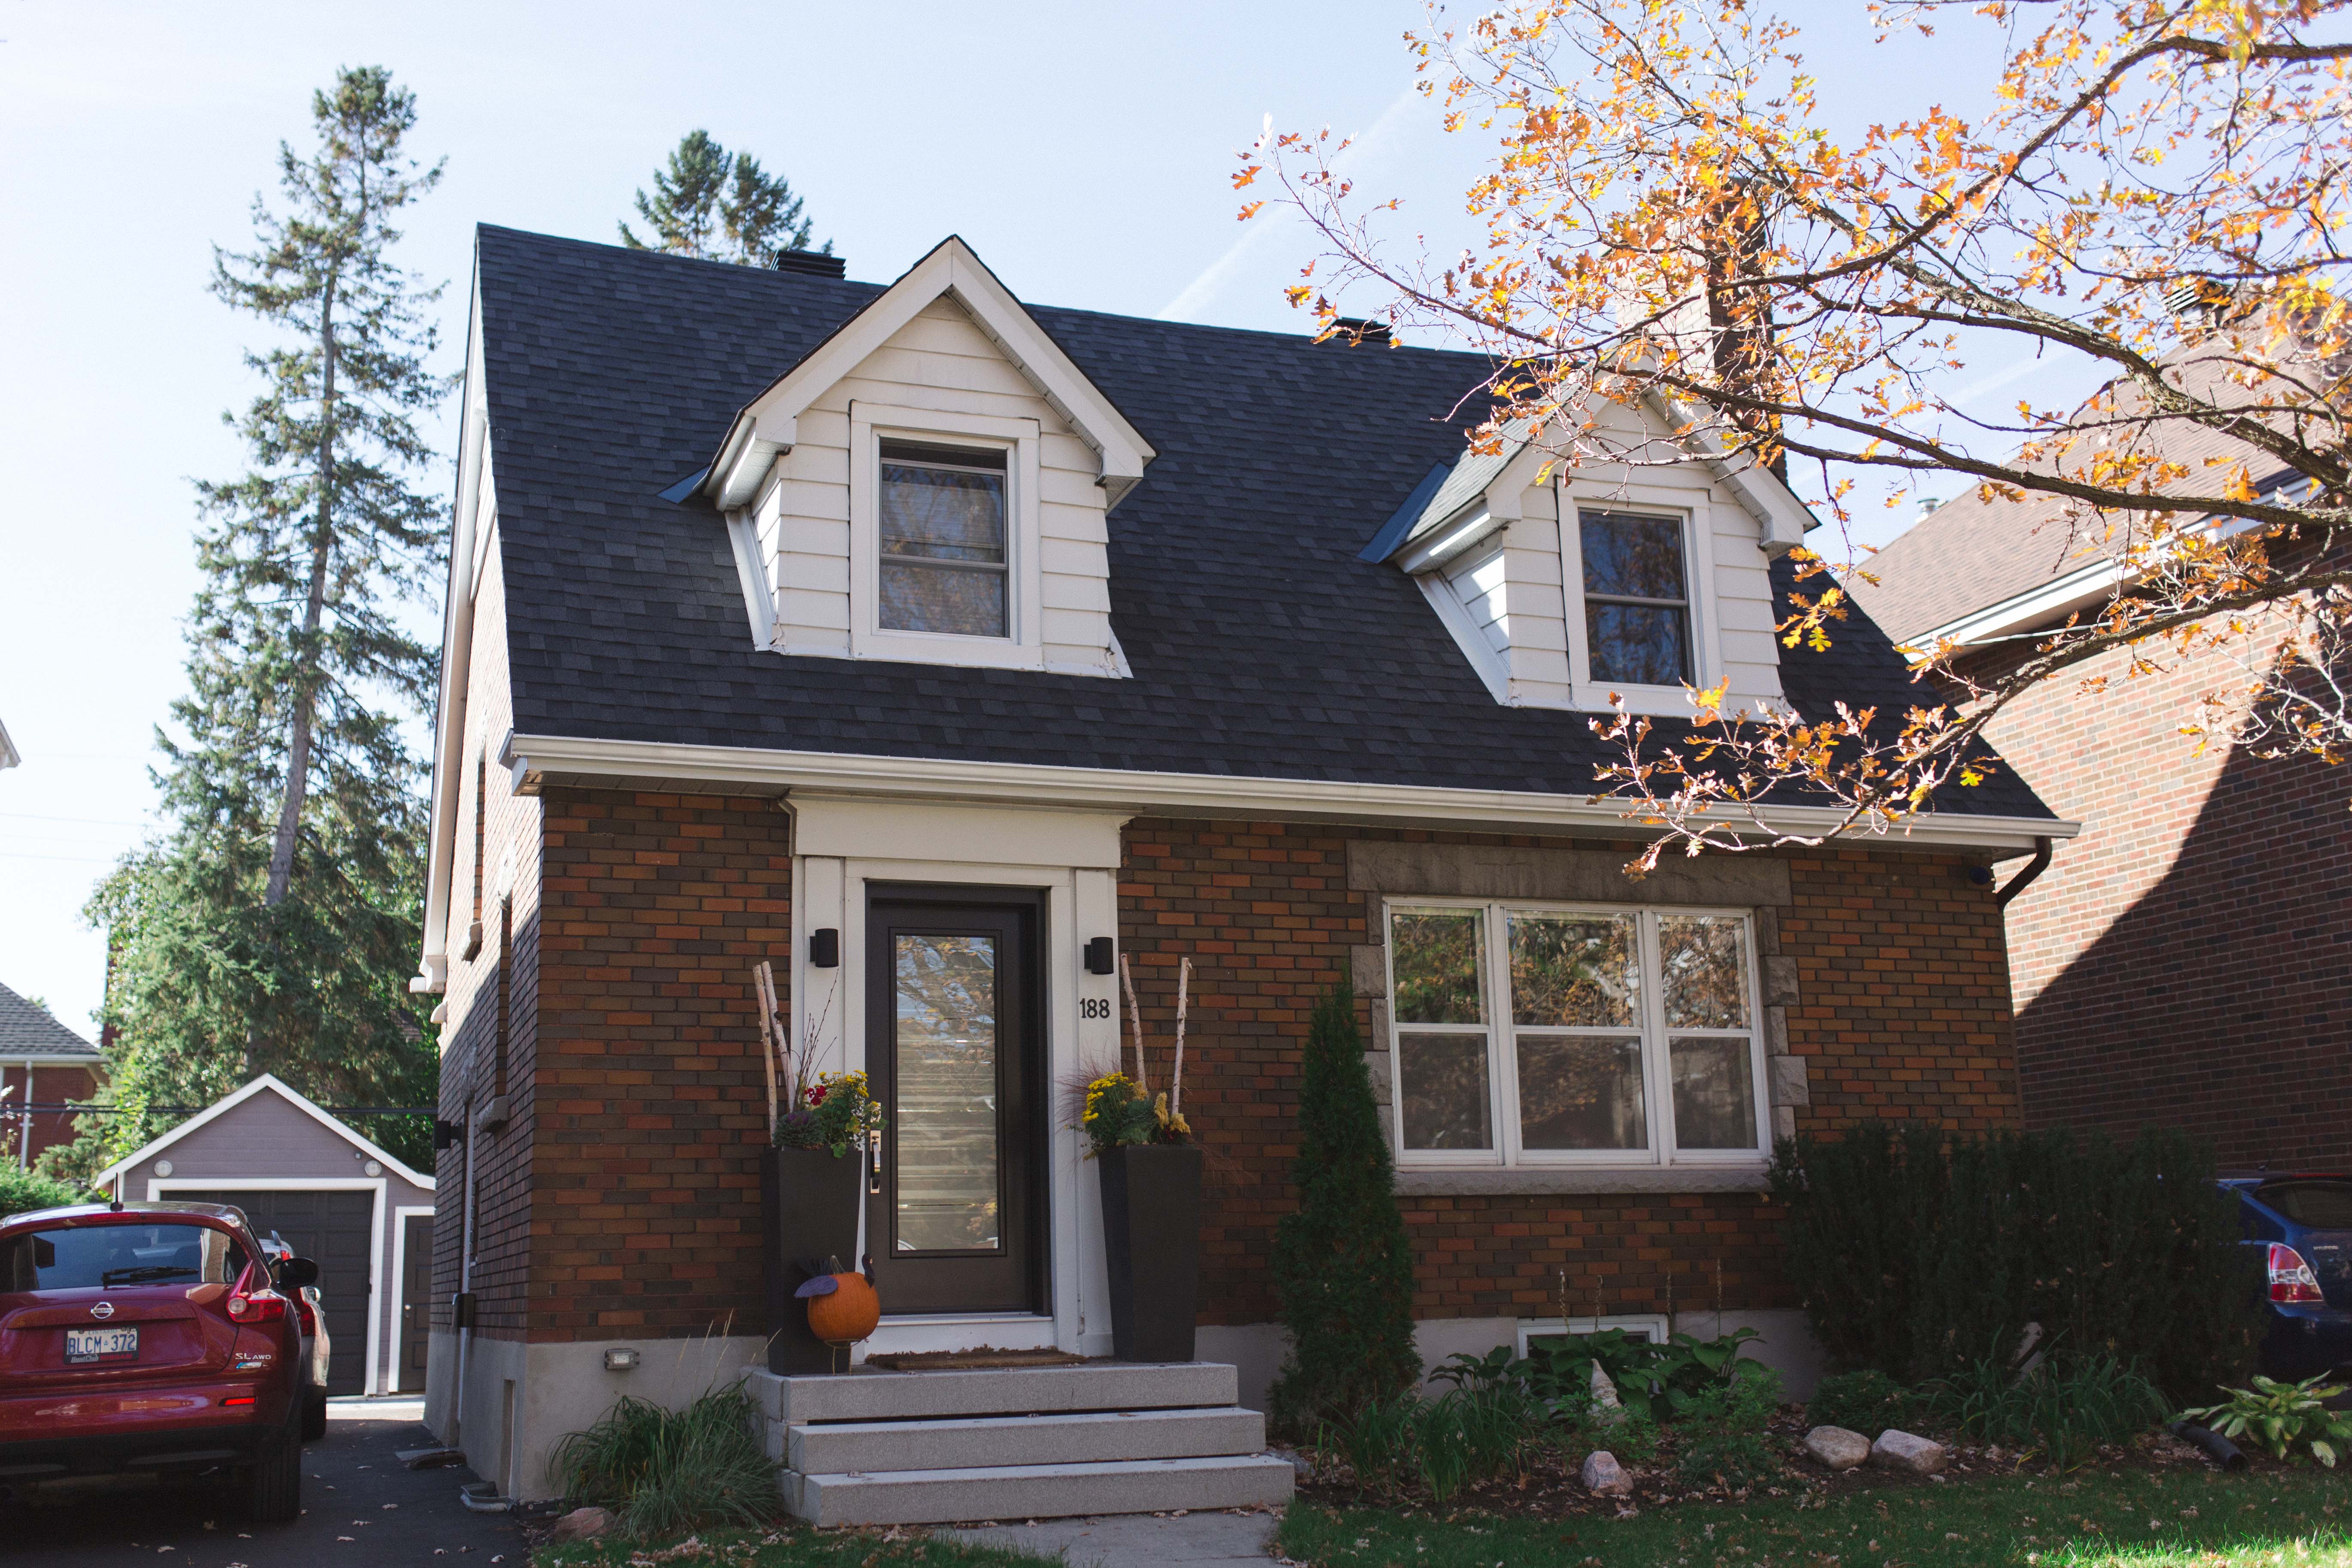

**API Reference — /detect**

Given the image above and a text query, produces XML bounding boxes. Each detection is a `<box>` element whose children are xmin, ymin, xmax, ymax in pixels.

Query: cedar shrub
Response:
<box><xmin>1266</xmin><ymin>983</ymin><xmax>1419</xmax><ymax>1433</ymax></box>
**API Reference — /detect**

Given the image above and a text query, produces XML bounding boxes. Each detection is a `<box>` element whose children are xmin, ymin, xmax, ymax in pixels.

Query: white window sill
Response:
<box><xmin>1394</xmin><ymin>1165</ymin><xmax>1770</xmax><ymax>1197</ymax></box>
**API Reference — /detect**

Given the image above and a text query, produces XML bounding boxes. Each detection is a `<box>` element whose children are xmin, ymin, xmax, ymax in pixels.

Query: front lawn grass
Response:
<box><xmin>536</xmin><ymin>1523</ymin><xmax>1050</xmax><ymax>1568</ymax></box>
<box><xmin>1280</xmin><ymin>1465</ymin><xmax>2352</xmax><ymax>1567</ymax></box>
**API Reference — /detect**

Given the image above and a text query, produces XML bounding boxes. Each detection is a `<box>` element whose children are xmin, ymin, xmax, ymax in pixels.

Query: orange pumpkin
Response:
<box><xmin>806</xmin><ymin>1271</ymin><xmax>880</xmax><ymax>1344</ymax></box>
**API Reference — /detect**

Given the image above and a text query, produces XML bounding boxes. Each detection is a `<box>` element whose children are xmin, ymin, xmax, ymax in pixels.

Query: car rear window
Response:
<box><xmin>0</xmin><ymin>1224</ymin><xmax>248</xmax><ymax>1292</ymax></box>
<box><xmin>2259</xmin><ymin>1181</ymin><xmax>2352</xmax><ymax>1228</ymax></box>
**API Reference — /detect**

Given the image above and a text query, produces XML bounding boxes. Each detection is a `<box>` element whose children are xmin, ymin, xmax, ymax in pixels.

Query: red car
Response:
<box><xmin>0</xmin><ymin>1200</ymin><xmax>317</xmax><ymax>1520</ymax></box>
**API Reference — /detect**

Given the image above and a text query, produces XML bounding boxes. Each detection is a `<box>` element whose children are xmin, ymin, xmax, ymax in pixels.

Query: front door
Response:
<box><xmin>863</xmin><ymin>886</ymin><xmax>1046</xmax><ymax>1315</ymax></box>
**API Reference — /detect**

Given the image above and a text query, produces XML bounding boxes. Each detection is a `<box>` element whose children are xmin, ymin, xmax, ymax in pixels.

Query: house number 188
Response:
<box><xmin>1080</xmin><ymin>997</ymin><xmax>1112</xmax><ymax>1019</ymax></box>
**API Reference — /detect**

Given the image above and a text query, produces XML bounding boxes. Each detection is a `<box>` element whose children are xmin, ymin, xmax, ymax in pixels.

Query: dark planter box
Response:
<box><xmin>760</xmin><ymin>1146</ymin><xmax>863</xmax><ymax>1375</ymax></box>
<box><xmin>1097</xmin><ymin>1143</ymin><xmax>1203</xmax><ymax>1363</ymax></box>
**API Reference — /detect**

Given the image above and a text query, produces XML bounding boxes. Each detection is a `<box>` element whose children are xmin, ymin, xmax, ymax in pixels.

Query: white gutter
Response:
<box><xmin>500</xmin><ymin>731</ymin><xmax>2078</xmax><ymax>853</ymax></box>
<box><xmin>1909</xmin><ymin>554</ymin><xmax>2130</xmax><ymax>653</ymax></box>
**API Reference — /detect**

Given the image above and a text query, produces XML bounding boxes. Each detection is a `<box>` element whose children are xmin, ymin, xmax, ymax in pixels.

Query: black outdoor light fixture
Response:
<box><xmin>1084</xmin><ymin>937</ymin><xmax>1116</xmax><ymax>975</ymax></box>
<box><xmin>810</xmin><ymin>928</ymin><xmax>841</xmax><ymax>968</ymax></box>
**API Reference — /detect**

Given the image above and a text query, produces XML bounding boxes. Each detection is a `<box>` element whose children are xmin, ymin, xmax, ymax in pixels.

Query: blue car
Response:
<box><xmin>2224</xmin><ymin>1175</ymin><xmax>2352</xmax><ymax>1379</ymax></box>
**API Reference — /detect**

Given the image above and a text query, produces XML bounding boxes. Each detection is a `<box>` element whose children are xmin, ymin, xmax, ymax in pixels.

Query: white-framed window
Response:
<box><xmin>1559</xmin><ymin>496</ymin><xmax>1726</xmax><ymax>714</ymax></box>
<box><xmin>1512</xmin><ymin>1315</ymin><xmax>1671</xmax><ymax>1356</ymax></box>
<box><xmin>848</xmin><ymin>404</ymin><xmax>1043</xmax><ymax>669</ymax></box>
<box><xmin>1383</xmin><ymin>900</ymin><xmax>1767</xmax><ymax>1169</ymax></box>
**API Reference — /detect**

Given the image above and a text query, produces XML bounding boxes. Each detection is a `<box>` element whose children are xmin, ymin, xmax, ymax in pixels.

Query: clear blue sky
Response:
<box><xmin>0</xmin><ymin>2</ymin><xmax>2059</xmax><ymax>1036</ymax></box>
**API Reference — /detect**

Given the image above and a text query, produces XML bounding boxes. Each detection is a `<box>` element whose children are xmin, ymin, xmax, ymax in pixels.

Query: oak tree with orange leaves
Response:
<box><xmin>1245</xmin><ymin>0</ymin><xmax>2352</xmax><ymax>865</ymax></box>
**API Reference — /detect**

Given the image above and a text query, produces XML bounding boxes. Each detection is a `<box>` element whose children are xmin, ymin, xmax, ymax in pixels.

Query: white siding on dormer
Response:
<box><xmin>753</xmin><ymin>295</ymin><xmax>1121</xmax><ymax>676</ymax></box>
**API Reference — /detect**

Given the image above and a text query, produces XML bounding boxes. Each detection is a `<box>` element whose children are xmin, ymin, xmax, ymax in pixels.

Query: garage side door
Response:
<box><xmin>179</xmin><ymin>1188</ymin><xmax>374</xmax><ymax>1396</ymax></box>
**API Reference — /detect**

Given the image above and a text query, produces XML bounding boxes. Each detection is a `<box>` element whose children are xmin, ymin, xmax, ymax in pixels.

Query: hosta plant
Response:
<box><xmin>2180</xmin><ymin>1374</ymin><xmax>2352</xmax><ymax>1466</ymax></box>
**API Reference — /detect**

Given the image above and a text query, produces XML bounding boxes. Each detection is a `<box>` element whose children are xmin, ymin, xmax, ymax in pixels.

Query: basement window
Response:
<box><xmin>878</xmin><ymin>441</ymin><xmax>1008</xmax><ymax>639</ymax></box>
<box><xmin>1384</xmin><ymin>900</ymin><xmax>1766</xmax><ymax>1168</ymax></box>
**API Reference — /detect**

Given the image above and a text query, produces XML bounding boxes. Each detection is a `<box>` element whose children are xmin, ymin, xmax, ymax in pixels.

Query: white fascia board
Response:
<box><xmin>0</xmin><ymin>1053</ymin><xmax>103</xmax><ymax>1069</ymax></box>
<box><xmin>1637</xmin><ymin>389</ymin><xmax>1813</xmax><ymax>554</ymax></box>
<box><xmin>1414</xmin><ymin>573</ymin><xmax>1511</xmax><ymax>703</ymax></box>
<box><xmin>502</xmin><ymin>731</ymin><xmax>2078</xmax><ymax>853</ymax></box>
<box><xmin>413</xmin><ymin>279</ymin><xmax>492</xmax><ymax>998</ymax></box>
<box><xmin>1911</xmin><ymin>554</ymin><xmax>2131</xmax><ymax>652</ymax></box>
<box><xmin>702</xmin><ymin>237</ymin><xmax>1155</xmax><ymax>509</ymax></box>
<box><xmin>89</xmin><ymin>1072</ymin><xmax>434</xmax><ymax>1192</ymax></box>
<box><xmin>1397</xmin><ymin>505</ymin><xmax>1502</xmax><ymax>575</ymax></box>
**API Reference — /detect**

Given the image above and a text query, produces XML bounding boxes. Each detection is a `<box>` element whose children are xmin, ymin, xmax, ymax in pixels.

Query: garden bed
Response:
<box><xmin>1280</xmin><ymin>1463</ymin><xmax>2352</xmax><ymax>1567</ymax></box>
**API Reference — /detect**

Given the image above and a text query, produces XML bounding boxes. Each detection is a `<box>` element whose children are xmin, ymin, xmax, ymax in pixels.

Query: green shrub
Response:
<box><xmin>1920</xmin><ymin>1350</ymin><xmax>2169</xmax><ymax>1471</ymax></box>
<box><xmin>547</xmin><ymin>1383</ymin><xmax>778</xmax><ymax>1538</ymax></box>
<box><xmin>2180</xmin><ymin>1373</ymin><xmax>2352</xmax><ymax>1466</ymax></box>
<box><xmin>1325</xmin><ymin>1382</ymin><xmax>1549</xmax><ymax>1502</ymax></box>
<box><xmin>1672</xmin><ymin>1363</ymin><xmax>1785</xmax><ymax>1489</ymax></box>
<box><xmin>1326</xmin><ymin>1391</ymin><xmax>1420</xmax><ymax>1493</ymax></box>
<box><xmin>0</xmin><ymin>1167</ymin><xmax>90</xmax><ymax>1219</ymax></box>
<box><xmin>1807</xmin><ymin>1369</ymin><xmax>1913</xmax><ymax>1435</ymax></box>
<box><xmin>1771</xmin><ymin>1123</ymin><xmax>2258</xmax><ymax>1397</ymax></box>
<box><xmin>1267</xmin><ymin>984</ymin><xmax>1419</xmax><ymax>1433</ymax></box>
<box><xmin>1522</xmin><ymin>1326</ymin><xmax>1762</xmax><ymax>1422</ymax></box>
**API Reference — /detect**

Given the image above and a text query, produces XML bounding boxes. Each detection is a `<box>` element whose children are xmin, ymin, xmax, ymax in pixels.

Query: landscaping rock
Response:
<box><xmin>1802</xmin><ymin>1425</ymin><xmax>1872</xmax><ymax>1471</ymax></box>
<box><xmin>549</xmin><ymin>1507</ymin><xmax>614</xmax><ymax>1542</ymax></box>
<box><xmin>1870</xmin><ymin>1430</ymin><xmax>1948</xmax><ymax>1475</ymax></box>
<box><xmin>1581</xmin><ymin>1450</ymin><xmax>1633</xmax><ymax>1496</ymax></box>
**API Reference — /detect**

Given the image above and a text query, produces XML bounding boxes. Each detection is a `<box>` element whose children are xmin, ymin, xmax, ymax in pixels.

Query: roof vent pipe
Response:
<box><xmin>773</xmin><ymin>249</ymin><xmax>847</xmax><ymax>279</ymax></box>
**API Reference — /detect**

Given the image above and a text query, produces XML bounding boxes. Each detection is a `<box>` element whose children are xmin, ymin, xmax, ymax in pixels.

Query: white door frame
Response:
<box><xmin>151</xmin><ymin>1176</ymin><xmax>388</xmax><ymax>1397</ymax></box>
<box><xmin>387</xmin><ymin>1204</ymin><xmax>436</xmax><ymax>1394</ymax></box>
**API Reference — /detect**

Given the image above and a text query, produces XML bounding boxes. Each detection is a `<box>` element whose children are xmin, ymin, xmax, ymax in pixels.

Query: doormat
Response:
<box><xmin>862</xmin><ymin>1347</ymin><xmax>1090</xmax><ymax>1372</ymax></box>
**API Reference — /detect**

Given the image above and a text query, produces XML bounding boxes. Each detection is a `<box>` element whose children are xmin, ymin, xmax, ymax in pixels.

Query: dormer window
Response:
<box><xmin>880</xmin><ymin>441</ymin><xmax>1008</xmax><ymax>638</ymax></box>
<box><xmin>1578</xmin><ymin>509</ymin><xmax>1691</xmax><ymax>687</ymax></box>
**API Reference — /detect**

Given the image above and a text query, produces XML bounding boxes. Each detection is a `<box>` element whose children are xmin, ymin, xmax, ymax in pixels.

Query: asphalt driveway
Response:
<box><xmin>2</xmin><ymin>1406</ymin><xmax>528</xmax><ymax>1567</ymax></box>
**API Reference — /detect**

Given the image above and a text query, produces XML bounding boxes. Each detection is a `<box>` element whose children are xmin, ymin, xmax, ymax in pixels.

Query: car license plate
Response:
<box><xmin>64</xmin><ymin>1326</ymin><xmax>137</xmax><ymax>1364</ymax></box>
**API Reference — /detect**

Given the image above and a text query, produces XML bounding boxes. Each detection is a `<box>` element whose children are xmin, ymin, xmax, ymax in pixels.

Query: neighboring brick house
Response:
<box><xmin>0</xmin><ymin>980</ymin><xmax>102</xmax><ymax>1171</ymax></box>
<box><xmin>1855</xmin><ymin>447</ymin><xmax>2342</xmax><ymax>1169</ymax></box>
<box><xmin>410</xmin><ymin>225</ymin><xmax>2064</xmax><ymax>1504</ymax></box>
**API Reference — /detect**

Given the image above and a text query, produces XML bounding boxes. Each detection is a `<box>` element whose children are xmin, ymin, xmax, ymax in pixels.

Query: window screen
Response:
<box><xmin>879</xmin><ymin>441</ymin><xmax>1008</xmax><ymax>638</ymax></box>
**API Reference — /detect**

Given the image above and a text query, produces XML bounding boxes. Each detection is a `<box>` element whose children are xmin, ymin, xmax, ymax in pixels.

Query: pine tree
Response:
<box><xmin>620</xmin><ymin>130</ymin><xmax>830</xmax><ymax>265</ymax></box>
<box><xmin>1266</xmin><ymin>983</ymin><xmax>1421</xmax><ymax>1432</ymax></box>
<box><xmin>57</xmin><ymin>66</ymin><xmax>445</xmax><ymax>1177</ymax></box>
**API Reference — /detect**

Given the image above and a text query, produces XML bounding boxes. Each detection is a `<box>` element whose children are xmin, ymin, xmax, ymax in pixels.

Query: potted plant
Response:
<box><xmin>1086</xmin><ymin>956</ymin><xmax>1203</xmax><ymax>1363</ymax></box>
<box><xmin>753</xmin><ymin>962</ymin><xmax>884</xmax><ymax>1374</ymax></box>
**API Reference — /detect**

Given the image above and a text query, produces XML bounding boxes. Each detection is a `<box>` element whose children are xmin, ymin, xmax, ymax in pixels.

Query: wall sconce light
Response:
<box><xmin>810</xmin><ymin>929</ymin><xmax>840</xmax><ymax>968</ymax></box>
<box><xmin>1083</xmin><ymin>937</ymin><xmax>1116</xmax><ymax>975</ymax></box>
<box><xmin>603</xmin><ymin>1347</ymin><xmax>640</xmax><ymax>1371</ymax></box>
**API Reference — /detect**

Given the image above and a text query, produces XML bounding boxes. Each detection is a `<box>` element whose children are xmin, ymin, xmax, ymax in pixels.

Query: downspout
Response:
<box><xmin>455</xmin><ymin>1096</ymin><xmax>478</xmax><ymax>1442</ymax></box>
<box><xmin>1996</xmin><ymin>836</ymin><xmax>2055</xmax><ymax>908</ymax></box>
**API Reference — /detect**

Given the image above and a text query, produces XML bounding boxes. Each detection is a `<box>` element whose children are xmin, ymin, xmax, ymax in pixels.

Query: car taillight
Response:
<box><xmin>225</xmin><ymin>1289</ymin><xmax>289</xmax><ymax>1323</ymax></box>
<box><xmin>296</xmin><ymin>1297</ymin><xmax>317</xmax><ymax>1335</ymax></box>
<box><xmin>2270</xmin><ymin>1242</ymin><xmax>2325</xmax><ymax>1303</ymax></box>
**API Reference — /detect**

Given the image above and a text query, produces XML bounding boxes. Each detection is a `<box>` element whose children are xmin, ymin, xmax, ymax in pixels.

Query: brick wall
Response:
<box><xmin>524</xmin><ymin>786</ymin><xmax>789</xmax><ymax>1343</ymax></box>
<box><xmin>0</xmin><ymin>1063</ymin><xmax>99</xmax><ymax>1165</ymax></box>
<box><xmin>1118</xmin><ymin>818</ymin><xmax>2019</xmax><ymax>1325</ymax></box>
<box><xmin>1970</xmin><ymin>623</ymin><xmax>2352</xmax><ymax>1167</ymax></box>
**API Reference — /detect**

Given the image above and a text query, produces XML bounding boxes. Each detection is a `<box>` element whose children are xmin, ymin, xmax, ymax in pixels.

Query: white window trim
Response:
<box><xmin>1560</xmin><ymin>491</ymin><xmax>1723</xmax><ymax>717</ymax></box>
<box><xmin>849</xmin><ymin>401</ymin><xmax>1044</xmax><ymax>670</ymax></box>
<box><xmin>1512</xmin><ymin>1314</ymin><xmax>1671</xmax><ymax>1355</ymax></box>
<box><xmin>1383</xmin><ymin>898</ymin><xmax>1770</xmax><ymax>1172</ymax></box>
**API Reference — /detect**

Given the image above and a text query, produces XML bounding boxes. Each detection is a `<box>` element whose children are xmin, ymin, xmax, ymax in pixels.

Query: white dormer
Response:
<box><xmin>704</xmin><ymin>238</ymin><xmax>1155</xmax><ymax>676</ymax></box>
<box><xmin>1370</xmin><ymin>399</ymin><xmax>1807</xmax><ymax>717</ymax></box>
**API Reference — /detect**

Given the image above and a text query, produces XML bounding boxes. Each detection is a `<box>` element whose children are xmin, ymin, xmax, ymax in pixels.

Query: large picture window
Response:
<box><xmin>1386</xmin><ymin>901</ymin><xmax>1764</xmax><ymax>1166</ymax></box>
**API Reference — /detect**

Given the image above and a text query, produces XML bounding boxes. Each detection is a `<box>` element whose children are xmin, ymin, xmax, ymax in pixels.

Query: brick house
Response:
<box><xmin>410</xmin><ymin>226</ymin><xmax>2065</xmax><ymax>1510</ymax></box>
<box><xmin>0</xmin><ymin>980</ymin><xmax>103</xmax><ymax>1171</ymax></box>
<box><xmin>1857</xmin><ymin>449</ymin><xmax>2343</xmax><ymax>1170</ymax></box>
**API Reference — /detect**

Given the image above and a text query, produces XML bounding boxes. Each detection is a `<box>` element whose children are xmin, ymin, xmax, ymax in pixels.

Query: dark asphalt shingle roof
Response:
<box><xmin>475</xmin><ymin>225</ymin><xmax>2052</xmax><ymax>822</ymax></box>
<box><xmin>0</xmin><ymin>982</ymin><xmax>98</xmax><ymax>1060</ymax></box>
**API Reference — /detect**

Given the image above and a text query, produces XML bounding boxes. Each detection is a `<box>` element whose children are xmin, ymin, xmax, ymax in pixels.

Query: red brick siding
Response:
<box><xmin>1973</xmin><ymin>625</ymin><xmax>2352</xmax><ymax>1166</ymax></box>
<box><xmin>1118</xmin><ymin>819</ymin><xmax>2017</xmax><ymax>1325</ymax></box>
<box><xmin>526</xmin><ymin>788</ymin><xmax>789</xmax><ymax>1343</ymax></box>
<box><xmin>0</xmin><ymin>1063</ymin><xmax>100</xmax><ymax>1165</ymax></box>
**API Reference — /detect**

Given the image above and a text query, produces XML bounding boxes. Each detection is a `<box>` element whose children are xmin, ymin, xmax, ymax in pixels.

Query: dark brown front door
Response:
<box><xmin>864</xmin><ymin>886</ymin><xmax>1046</xmax><ymax>1315</ymax></box>
<box><xmin>400</xmin><ymin>1215</ymin><xmax>433</xmax><ymax>1390</ymax></box>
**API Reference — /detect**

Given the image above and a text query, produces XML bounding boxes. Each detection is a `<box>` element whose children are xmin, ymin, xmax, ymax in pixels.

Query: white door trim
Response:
<box><xmin>387</xmin><ymin>1204</ymin><xmax>436</xmax><ymax>1394</ymax></box>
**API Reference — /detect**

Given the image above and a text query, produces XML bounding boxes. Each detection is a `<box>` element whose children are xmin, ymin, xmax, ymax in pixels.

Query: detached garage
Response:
<box><xmin>93</xmin><ymin>1075</ymin><xmax>435</xmax><ymax>1397</ymax></box>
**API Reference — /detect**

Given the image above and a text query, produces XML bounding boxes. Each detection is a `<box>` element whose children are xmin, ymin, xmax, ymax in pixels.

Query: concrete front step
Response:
<box><xmin>784</xmin><ymin>1452</ymin><xmax>1297</xmax><ymax>1527</ymax></box>
<box><xmin>750</xmin><ymin>1361</ymin><xmax>1239</xmax><ymax>1424</ymax></box>
<box><xmin>786</xmin><ymin>1406</ymin><xmax>1267</xmax><ymax>1474</ymax></box>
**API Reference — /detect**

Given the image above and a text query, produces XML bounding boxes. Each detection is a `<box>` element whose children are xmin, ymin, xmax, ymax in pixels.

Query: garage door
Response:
<box><xmin>179</xmin><ymin>1188</ymin><xmax>373</xmax><ymax>1395</ymax></box>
